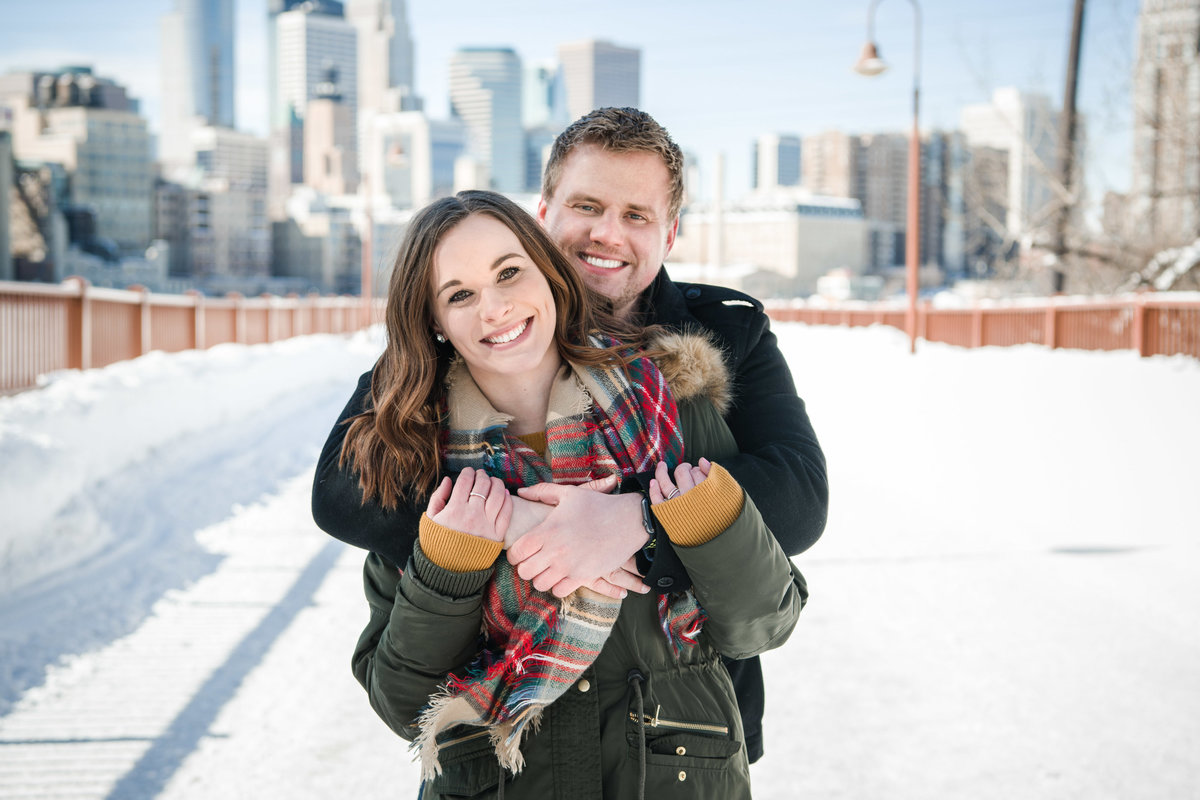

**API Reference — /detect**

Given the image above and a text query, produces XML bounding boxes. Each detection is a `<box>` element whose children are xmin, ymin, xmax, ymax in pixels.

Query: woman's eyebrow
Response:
<box><xmin>436</xmin><ymin>253</ymin><xmax>523</xmax><ymax>296</ymax></box>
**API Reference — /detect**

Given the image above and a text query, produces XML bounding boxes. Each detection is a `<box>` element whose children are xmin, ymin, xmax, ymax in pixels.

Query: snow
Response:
<box><xmin>1</xmin><ymin>323</ymin><xmax>1198</xmax><ymax>798</ymax></box>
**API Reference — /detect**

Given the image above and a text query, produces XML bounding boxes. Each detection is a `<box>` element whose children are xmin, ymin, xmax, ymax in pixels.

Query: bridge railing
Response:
<box><xmin>6</xmin><ymin>282</ymin><xmax>1198</xmax><ymax>394</ymax></box>
<box><xmin>766</xmin><ymin>294</ymin><xmax>1200</xmax><ymax>360</ymax></box>
<box><xmin>1</xmin><ymin>278</ymin><xmax>385</xmax><ymax>394</ymax></box>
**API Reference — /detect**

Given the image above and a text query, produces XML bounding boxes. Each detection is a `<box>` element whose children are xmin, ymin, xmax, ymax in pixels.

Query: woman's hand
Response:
<box><xmin>648</xmin><ymin>457</ymin><xmax>711</xmax><ymax>505</ymax></box>
<box><xmin>427</xmin><ymin>466</ymin><xmax>512</xmax><ymax>543</ymax></box>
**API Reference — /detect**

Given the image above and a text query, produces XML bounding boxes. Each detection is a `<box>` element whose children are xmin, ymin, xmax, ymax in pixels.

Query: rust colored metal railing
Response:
<box><xmin>766</xmin><ymin>294</ymin><xmax>1200</xmax><ymax>360</ymax></box>
<box><xmin>6</xmin><ymin>282</ymin><xmax>1197</xmax><ymax>394</ymax></box>
<box><xmin>1</xmin><ymin>278</ymin><xmax>385</xmax><ymax>394</ymax></box>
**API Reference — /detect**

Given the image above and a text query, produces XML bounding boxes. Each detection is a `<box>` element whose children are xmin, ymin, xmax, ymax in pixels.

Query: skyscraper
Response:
<box><xmin>345</xmin><ymin>0</ymin><xmax>417</xmax><ymax>115</ymax></box>
<box><xmin>960</xmin><ymin>88</ymin><xmax>1062</xmax><ymax>241</ymax></box>
<box><xmin>364</xmin><ymin>112</ymin><xmax>465</xmax><ymax>209</ymax></box>
<box><xmin>556</xmin><ymin>40</ymin><xmax>640</xmax><ymax>122</ymax></box>
<box><xmin>1130</xmin><ymin>0</ymin><xmax>1200</xmax><ymax>247</ymax></box>
<box><xmin>159</xmin><ymin>0</ymin><xmax>235</xmax><ymax>167</ymax></box>
<box><xmin>268</xmin><ymin>1</ymin><xmax>357</xmax><ymax>215</ymax></box>
<box><xmin>6</xmin><ymin>69</ymin><xmax>154</xmax><ymax>256</ymax></box>
<box><xmin>304</xmin><ymin>67</ymin><xmax>358</xmax><ymax>195</ymax></box>
<box><xmin>448</xmin><ymin>48</ymin><xmax>524</xmax><ymax>193</ymax></box>
<box><xmin>752</xmin><ymin>134</ymin><xmax>802</xmax><ymax>190</ymax></box>
<box><xmin>802</xmin><ymin>130</ymin><xmax>860</xmax><ymax>198</ymax></box>
<box><xmin>185</xmin><ymin>126</ymin><xmax>270</xmax><ymax>278</ymax></box>
<box><xmin>523</xmin><ymin>61</ymin><xmax>566</xmax><ymax>129</ymax></box>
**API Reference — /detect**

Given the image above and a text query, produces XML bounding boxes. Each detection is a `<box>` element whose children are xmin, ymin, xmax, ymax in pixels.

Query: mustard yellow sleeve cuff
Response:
<box><xmin>651</xmin><ymin>462</ymin><xmax>745</xmax><ymax>547</ymax></box>
<box><xmin>418</xmin><ymin>513</ymin><xmax>504</xmax><ymax>573</ymax></box>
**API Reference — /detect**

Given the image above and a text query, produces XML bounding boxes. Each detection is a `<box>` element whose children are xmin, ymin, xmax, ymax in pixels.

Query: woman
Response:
<box><xmin>344</xmin><ymin>191</ymin><xmax>805</xmax><ymax>799</ymax></box>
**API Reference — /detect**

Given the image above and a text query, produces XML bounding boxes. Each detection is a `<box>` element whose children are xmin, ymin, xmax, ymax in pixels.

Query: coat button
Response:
<box><xmin>678</xmin><ymin>770</ymin><xmax>687</xmax><ymax>781</ymax></box>
<box><xmin>685</xmin><ymin>287</ymin><xmax>701</xmax><ymax>299</ymax></box>
<box><xmin>656</xmin><ymin>577</ymin><xmax>674</xmax><ymax>588</ymax></box>
<box><xmin>577</xmin><ymin>679</ymin><xmax>591</xmax><ymax>692</ymax></box>
<box><xmin>675</xmin><ymin>746</ymin><xmax>686</xmax><ymax>755</ymax></box>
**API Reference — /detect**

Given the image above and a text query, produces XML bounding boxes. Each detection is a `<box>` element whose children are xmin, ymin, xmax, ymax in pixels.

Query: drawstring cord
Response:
<box><xmin>627</xmin><ymin>669</ymin><xmax>647</xmax><ymax>800</ymax></box>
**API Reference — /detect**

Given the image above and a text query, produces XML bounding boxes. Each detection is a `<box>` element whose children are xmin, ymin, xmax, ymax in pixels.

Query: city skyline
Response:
<box><xmin>0</xmin><ymin>0</ymin><xmax>1142</xmax><ymax>205</ymax></box>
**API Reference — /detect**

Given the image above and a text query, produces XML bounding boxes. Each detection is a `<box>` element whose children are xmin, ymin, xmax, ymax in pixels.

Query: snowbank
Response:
<box><xmin>0</xmin><ymin>329</ymin><xmax>384</xmax><ymax>594</ymax></box>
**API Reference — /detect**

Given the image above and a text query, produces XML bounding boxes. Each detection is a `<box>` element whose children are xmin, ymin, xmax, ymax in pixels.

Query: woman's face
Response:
<box><xmin>430</xmin><ymin>213</ymin><xmax>560</xmax><ymax>389</ymax></box>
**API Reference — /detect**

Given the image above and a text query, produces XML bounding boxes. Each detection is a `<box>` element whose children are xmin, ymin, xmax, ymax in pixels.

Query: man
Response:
<box><xmin>312</xmin><ymin>107</ymin><xmax>827</xmax><ymax>762</ymax></box>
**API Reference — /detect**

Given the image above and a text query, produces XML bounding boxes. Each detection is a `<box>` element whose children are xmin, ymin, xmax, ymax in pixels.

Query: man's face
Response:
<box><xmin>538</xmin><ymin>144</ymin><xmax>678</xmax><ymax>319</ymax></box>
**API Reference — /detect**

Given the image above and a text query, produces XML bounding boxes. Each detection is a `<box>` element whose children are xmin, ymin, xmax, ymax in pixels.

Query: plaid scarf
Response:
<box><xmin>415</xmin><ymin>342</ymin><xmax>704</xmax><ymax>778</ymax></box>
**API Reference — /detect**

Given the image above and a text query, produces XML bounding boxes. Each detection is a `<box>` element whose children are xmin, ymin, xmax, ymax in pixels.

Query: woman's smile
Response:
<box><xmin>482</xmin><ymin>317</ymin><xmax>531</xmax><ymax>346</ymax></box>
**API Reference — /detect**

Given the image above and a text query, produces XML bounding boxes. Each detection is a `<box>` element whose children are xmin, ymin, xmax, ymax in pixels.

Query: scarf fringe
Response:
<box><xmin>415</xmin><ymin>692</ymin><xmax>545</xmax><ymax>780</ymax></box>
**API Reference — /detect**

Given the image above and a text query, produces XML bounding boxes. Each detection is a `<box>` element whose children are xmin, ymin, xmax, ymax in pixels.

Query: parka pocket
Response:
<box><xmin>624</xmin><ymin>714</ymin><xmax>748</xmax><ymax>797</ymax></box>
<box><xmin>424</xmin><ymin>727</ymin><xmax>505</xmax><ymax>800</ymax></box>
<box><xmin>626</xmin><ymin>711</ymin><xmax>741</xmax><ymax>765</ymax></box>
<box><xmin>622</xmin><ymin>662</ymin><xmax>751</xmax><ymax>796</ymax></box>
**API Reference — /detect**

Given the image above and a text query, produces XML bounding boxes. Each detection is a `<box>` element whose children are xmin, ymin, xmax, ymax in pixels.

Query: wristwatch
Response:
<box><xmin>618</xmin><ymin>474</ymin><xmax>660</xmax><ymax>577</ymax></box>
<box><xmin>636</xmin><ymin>494</ymin><xmax>657</xmax><ymax>574</ymax></box>
<box><xmin>638</xmin><ymin>494</ymin><xmax>655</xmax><ymax>538</ymax></box>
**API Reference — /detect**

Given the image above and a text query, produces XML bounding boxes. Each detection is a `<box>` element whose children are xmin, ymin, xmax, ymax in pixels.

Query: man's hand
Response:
<box><xmin>508</xmin><ymin>482</ymin><xmax>651</xmax><ymax>600</ymax></box>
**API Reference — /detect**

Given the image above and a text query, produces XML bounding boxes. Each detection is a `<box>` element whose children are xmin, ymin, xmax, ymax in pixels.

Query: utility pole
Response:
<box><xmin>1052</xmin><ymin>0</ymin><xmax>1086</xmax><ymax>294</ymax></box>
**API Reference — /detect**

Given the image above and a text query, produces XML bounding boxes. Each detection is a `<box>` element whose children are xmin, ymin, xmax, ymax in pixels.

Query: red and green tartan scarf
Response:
<box><xmin>415</xmin><ymin>340</ymin><xmax>704</xmax><ymax>778</ymax></box>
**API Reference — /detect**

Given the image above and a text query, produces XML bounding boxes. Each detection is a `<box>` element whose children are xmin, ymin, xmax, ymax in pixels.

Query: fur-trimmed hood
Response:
<box><xmin>649</xmin><ymin>331</ymin><xmax>732</xmax><ymax>416</ymax></box>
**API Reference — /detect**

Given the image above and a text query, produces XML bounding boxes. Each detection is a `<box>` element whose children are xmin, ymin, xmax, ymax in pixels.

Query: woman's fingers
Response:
<box><xmin>427</xmin><ymin>475</ymin><xmax>452</xmax><ymax>516</ymax></box>
<box><xmin>649</xmin><ymin>460</ymin><xmax>709</xmax><ymax>505</ymax></box>
<box><xmin>673</xmin><ymin>461</ymin><xmax>697</xmax><ymax>494</ymax></box>
<box><xmin>470</xmin><ymin>466</ymin><xmax>492</xmax><ymax>500</ymax></box>
<box><xmin>484</xmin><ymin>476</ymin><xmax>506</xmax><ymax>517</ymax></box>
<box><xmin>448</xmin><ymin>466</ymin><xmax>476</xmax><ymax>506</ymax></box>
<box><xmin>653</xmin><ymin>461</ymin><xmax>676</xmax><ymax>499</ymax></box>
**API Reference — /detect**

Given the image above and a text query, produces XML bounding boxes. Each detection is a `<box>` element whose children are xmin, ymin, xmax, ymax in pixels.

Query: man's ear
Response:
<box><xmin>663</xmin><ymin>216</ymin><xmax>680</xmax><ymax>259</ymax></box>
<box><xmin>536</xmin><ymin>196</ymin><xmax>549</xmax><ymax>225</ymax></box>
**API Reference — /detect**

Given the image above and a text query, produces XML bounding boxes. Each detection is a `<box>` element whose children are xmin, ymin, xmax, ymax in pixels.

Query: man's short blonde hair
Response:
<box><xmin>542</xmin><ymin>107</ymin><xmax>685</xmax><ymax>220</ymax></box>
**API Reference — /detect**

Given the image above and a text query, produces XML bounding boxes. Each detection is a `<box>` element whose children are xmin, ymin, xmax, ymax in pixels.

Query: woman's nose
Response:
<box><xmin>478</xmin><ymin>287</ymin><xmax>511</xmax><ymax>320</ymax></box>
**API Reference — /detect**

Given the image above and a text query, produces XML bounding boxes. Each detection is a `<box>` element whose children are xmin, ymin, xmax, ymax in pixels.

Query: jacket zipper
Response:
<box><xmin>628</xmin><ymin>708</ymin><xmax>729</xmax><ymax>736</ymax></box>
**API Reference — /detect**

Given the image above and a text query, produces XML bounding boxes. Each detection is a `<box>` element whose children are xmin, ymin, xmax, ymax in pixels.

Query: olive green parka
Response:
<box><xmin>351</xmin><ymin>333</ymin><xmax>808</xmax><ymax>799</ymax></box>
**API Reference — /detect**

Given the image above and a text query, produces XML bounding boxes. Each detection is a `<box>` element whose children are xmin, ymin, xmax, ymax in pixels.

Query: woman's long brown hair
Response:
<box><xmin>340</xmin><ymin>190</ymin><xmax>652</xmax><ymax>508</ymax></box>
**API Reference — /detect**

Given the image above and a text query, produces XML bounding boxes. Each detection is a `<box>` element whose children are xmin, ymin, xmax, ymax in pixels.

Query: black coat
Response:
<box><xmin>311</xmin><ymin>267</ymin><xmax>829</xmax><ymax>762</ymax></box>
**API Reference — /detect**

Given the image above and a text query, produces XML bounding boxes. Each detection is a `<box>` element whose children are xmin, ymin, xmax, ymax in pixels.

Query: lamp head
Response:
<box><xmin>853</xmin><ymin>41</ymin><xmax>889</xmax><ymax>76</ymax></box>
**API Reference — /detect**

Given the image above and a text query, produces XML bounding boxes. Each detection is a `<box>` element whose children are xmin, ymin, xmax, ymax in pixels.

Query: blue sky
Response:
<box><xmin>0</xmin><ymin>0</ymin><xmax>1142</xmax><ymax>201</ymax></box>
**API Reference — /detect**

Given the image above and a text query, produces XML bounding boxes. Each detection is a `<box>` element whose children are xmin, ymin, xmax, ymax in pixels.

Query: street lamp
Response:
<box><xmin>360</xmin><ymin>173</ymin><xmax>374</xmax><ymax>329</ymax></box>
<box><xmin>855</xmin><ymin>0</ymin><xmax>922</xmax><ymax>354</ymax></box>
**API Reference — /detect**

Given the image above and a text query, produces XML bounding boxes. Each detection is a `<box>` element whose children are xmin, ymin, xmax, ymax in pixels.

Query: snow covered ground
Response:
<box><xmin>1</xmin><ymin>323</ymin><xmax>1198</xmax><ymax>799</ymax></box>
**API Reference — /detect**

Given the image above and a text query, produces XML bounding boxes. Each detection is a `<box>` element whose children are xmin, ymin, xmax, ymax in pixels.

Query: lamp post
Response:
<box><xmin>855</xmin><ymin>0</ymin><xmax>922</xmax><ymax>354</ymax></box>
<box><xmin>360</xmin><ymin>172</ymin><xmax>374</xmax><ymax>329</ymax></box>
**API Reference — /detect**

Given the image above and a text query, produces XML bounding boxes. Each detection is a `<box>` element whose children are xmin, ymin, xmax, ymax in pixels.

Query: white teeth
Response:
<box><xmin>583</xmin><ymin>254</ymin><xmax>624</xmax><ymax>270</ymax></box>
<box><xmin>484</xmin><ymin>318</ymin><xmax>528</xmax><ymax>344</ymax></box>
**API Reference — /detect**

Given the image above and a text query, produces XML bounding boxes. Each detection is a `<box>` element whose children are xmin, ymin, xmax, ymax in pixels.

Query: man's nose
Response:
<box><xmin>590</xmin><ymin>210</ymin><xmax>623</xmax><ymax>247</ymax></box>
